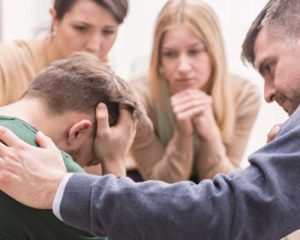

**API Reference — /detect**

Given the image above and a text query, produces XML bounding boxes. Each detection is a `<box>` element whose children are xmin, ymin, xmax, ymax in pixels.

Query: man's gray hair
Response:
<box><xmin>241</xmin><ymin>0</ymin><xmax>300</xmax><ymax>66</ymax></box>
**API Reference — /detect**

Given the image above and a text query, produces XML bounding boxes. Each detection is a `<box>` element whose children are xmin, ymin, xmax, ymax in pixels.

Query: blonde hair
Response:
<box><xmin>149</xmin><ymin>0</ymin><xmax>235</xmax><ymax>143</ymax></box>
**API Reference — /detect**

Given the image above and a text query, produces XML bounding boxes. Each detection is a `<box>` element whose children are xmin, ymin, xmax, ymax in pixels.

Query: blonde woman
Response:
<box><xmin>0</xmin><ymin>0</ymin><xmax>128</xmax><ymax>106</ymax></box>
<box><xmin>130</xmin><ymin>0</ymin><xmax>260</xmax><ymax>182</ymax></box>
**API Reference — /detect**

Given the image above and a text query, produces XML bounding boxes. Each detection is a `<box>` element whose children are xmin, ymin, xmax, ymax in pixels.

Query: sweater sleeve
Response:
<box><xmin>129</xmin><ymin>75</ymin><xmax>194</xmax><ymax>182</ymax></box>
<box><xmin>0</xmin><ymin>41</ymin><xmax>36</xmax><ymax>106</ymax></box>
<box><xmin>195</xmin><ymin>75</ymin><xmax>261</xmax><ymax>179</ymax></box>
<box><xmin>226</xmin><ymin>75</ymin><xmax>261</xmax><ymax>164</ymax></box>
<box><xmin>60</xmin><ymin>106</ymin><xmax>300</xmax><ymax>240</ymax></box>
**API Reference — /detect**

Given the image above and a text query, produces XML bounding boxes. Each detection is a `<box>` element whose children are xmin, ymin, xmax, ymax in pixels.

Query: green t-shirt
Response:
<box><xmin>0</xmin><ymin>116</ymin><xmax>109</xmax><ymax>240</ymax></box>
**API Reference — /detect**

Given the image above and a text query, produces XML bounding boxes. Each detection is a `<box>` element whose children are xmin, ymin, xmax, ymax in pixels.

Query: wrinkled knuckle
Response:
<box><xmin>1</xmin><ymin>150</ymin><xmax>15</xmax><ymax>160</ymax></box>
<box><xmin>16</xmin><ymin>144</ymin><xmax>28</xmax><ymax>153</ymax></box>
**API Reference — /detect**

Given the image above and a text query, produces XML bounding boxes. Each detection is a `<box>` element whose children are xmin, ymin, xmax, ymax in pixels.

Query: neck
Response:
<box><xmin>44</xmin><ymin>36</ymin><xmax>65</xmax><ymax>64</ymax></box>
<box><xmin>0</xmin><ymin>98</ymin><xmax>67</xmax><ymax>144</ymax></box>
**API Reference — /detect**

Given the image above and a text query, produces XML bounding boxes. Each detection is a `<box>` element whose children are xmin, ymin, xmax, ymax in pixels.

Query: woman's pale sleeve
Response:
<box><xmin>130</xmin><ymin>76</ymin><xmax>194</xmax><ymax>183</ymax></box>
<box><xmin>226</xmin><ymin>78</ymin><xmax>261</xmax><ymax>164</ymax></box>
<box><xmin>195</xmin><ymin>76</ymin><xmax>261</xmax><ymax>179</ymax></box>
<box><xmin>0</xmin><ymin>42</ymin><xmax>32</xmax><ymax>106</ymax></box>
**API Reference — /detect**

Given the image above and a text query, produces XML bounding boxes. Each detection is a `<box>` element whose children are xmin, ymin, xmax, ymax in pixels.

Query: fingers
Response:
<box><xmin>0</xmin><ymin>126</ymin><xmax>29</xmax><ymax>148</ymax></box>
<box><xmin>0</xmin><ymin>156</ymin><xmax>21</xmax><ymax>190</ymax></box>
<box><xmin>95</xmin><ymin>102</ymin><xmax>137</xmax><ymax>139</ymax></box>
<box><xmin>118</xmin><ymin>107</ymin><xmax>138</xmax><ymax>129</ymax></box>
<box><xmin>171</xmin><ymin>89</ymin><xmax>209</xmax><ymax>104</ymax></box>
<box><xmin>171</xmin><ymin>89</ymin><xmax>212</xmax><ymax>119</ymax></box>
<box><xmin>96</xmin><ymin>103</ymin><xmax>110</xmax><ymax>135</ymax></box>
<box><xmin>0</xmin><ymin>145</ymin><xmax>21</xmax><ymax>164</ymax></box>
<box><xmin>175</xmin><ymin>104</ymin><xmax>210</xmax><ymax>120</ymax></box>
<box><xmin>116</xmin><ymin>107</ymin><xmax>137</xmax><ymax>148</ymax></box>
<box><xmin>0</xmin><ymin>169</ymin><xmax>17</xmax><ymax>189</ymax></box>
<box><xmin>0</xmin><ymin>156</ymin><xmax>21</xmax><ymax>174</ymax></box>
<box><xmin>0</xmin><ymin>141</ymin><xmax>9</xmax><ymax>157</ymax></box>
<box><xmin>35</xmin><ymin>131</ymin><xmax>58</xmax><ymax>150</ymax></box>
<box><xmin>267</xmin><ymin>124</ymin><xmax>282</xmax><ymax>143</ymax></box>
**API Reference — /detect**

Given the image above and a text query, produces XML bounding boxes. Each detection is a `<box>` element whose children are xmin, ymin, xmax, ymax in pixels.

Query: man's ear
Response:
<box><xmin>67</xmin><ymin>120</ymin><xmax>93</xmax><ymax>149</ymax></box>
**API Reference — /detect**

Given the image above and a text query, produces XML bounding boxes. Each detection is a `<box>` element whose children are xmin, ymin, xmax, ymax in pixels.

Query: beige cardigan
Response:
<box><xmin>282</xmin><ymin>230</ymin><xmax>300</xmax><ymax>239</ymax></box>
<box><xmin>130</xmin><ymin>74</ymin><xmax>261</xmax><ymax>183</ymax></box>
<box><xmin>0</xmin><ymin>39</ymin><xmax>50</xmax><ymax>106</ymax></box>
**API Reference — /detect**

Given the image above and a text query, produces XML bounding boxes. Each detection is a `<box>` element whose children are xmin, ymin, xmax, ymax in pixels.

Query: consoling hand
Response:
<box><xmin>93</xmin><ymin>103</ymin><xmax>138</xmax><ymax>176</ymax></box>
<box><xmin>0</xmin><ymin>126</ymin><xmax>67</xmax><ymax>209</ymax></box>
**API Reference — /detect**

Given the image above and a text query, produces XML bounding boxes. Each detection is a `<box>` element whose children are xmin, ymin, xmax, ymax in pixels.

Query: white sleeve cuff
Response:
<box><xmin>52</xmin><ymin>173</ymin><xmax>74</xmax><ymax>221</ymax></box>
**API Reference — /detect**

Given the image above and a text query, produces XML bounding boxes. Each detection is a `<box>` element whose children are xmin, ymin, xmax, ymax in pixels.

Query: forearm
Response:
<box><xmin>60</xmin><ymin>142</ymin><xmax>300</xmax><ymax>240</ymax></box>
<box><xmin>101</xmin><ymin>160</ymin><xmax>126</xmax><ymax>177</ymax></box>
<box><xmin>197</xmin><ymin>131</ymin><xmax>239</xmax><ymax>179</ymax></box>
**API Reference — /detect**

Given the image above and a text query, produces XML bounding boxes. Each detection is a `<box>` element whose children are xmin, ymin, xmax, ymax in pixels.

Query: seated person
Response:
<box><xmin>129</xmin><ymin>0</ymin><xmax>260</xmax><ymax>182</ymax></box>
<box><xmin>0</xmin><ymin>52</ymin><xmax>146</xmax><ymax>239</ymax></box>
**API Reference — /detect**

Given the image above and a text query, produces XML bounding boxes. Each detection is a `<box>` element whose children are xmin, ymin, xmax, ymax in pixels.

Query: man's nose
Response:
<box><xmin>264</xmin><ymin>82</ymin><xmax>276</xmax><ymax>103</ymax></box>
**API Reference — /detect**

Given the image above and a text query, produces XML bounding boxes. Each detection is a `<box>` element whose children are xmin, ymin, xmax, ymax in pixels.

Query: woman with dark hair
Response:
<box><xmin>0</xmin><ymin>0</ymin><xmax>128</xmax><ymax>106</ymax></box>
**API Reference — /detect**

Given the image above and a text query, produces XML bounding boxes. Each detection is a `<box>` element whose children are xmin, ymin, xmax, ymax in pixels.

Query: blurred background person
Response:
<box><xmin>129</xmin><ymin>0</ymin><xmax>261</xmax><ymax>182</ymax></box>
<box><xmin>0</xmin><ymin>0</ymin><xmax>128</xmax><ymax>106</ymax></box>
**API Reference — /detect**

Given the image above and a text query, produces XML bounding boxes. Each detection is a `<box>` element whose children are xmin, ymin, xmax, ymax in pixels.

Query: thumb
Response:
<box><xmin>96</xmin><ymin>103</ymin><xmax>110</xmax><ymax>135</ymax></box>
<box><xmin>35</xmin><ymin>131</ymin><xmax>57</xmax><ymax>149</ymax></box>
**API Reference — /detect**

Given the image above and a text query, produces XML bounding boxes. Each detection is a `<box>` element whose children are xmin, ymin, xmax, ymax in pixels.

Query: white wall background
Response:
<box><xmin>1</xmin><ymin>0</ymin><xmax>288</xmax><ymax>165</ymax></box>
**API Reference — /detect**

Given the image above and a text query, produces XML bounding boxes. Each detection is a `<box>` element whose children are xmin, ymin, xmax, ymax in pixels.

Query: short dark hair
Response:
<box><xmin>54</xmin><ymin>0</ymin><xmax>128</xmax><ymax>23</ymax></box>
<box><xmin>24</xmin><ymin>52</ymin><xmax>141</xmax><ymax>127</ymax></box>
<box><xmin>241</xmin><ymin>0</ymin><xmax>300</xmax><ymax>66</ymax></box>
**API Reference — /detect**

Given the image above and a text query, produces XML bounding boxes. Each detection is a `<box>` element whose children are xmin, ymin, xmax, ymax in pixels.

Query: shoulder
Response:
<box><xmin>129</xmin><ymin>72</ymin><xmax>154</xmax><ymax>109</ymax></box>
<box><xmin>228</xmin><ymin>74</ymin><xmax>261</xmax><ymax>120</ymax></box>
<box><xmin>0</xmin><ymin>40</ymin><xmax>32</xmax><ymax>60</ymax></box>
<box><xmin>61</xmin><ymin>153</ymin><xmax>85</xmax><ymax>173</ymax></box>
<box><xmin>0</xmin><ymin>116</ymin><xmax>84</xmax><ymax>173</ymax></box>
<box><xmin>229</xmin><ymin>74</ymin><xmax>260</xmax><ymax>98</ymax></box>
<box><xmin>129</xmin><ymin>72</ymin><xmax>151</xmax><ymax>94</ymax></box>
<box><xmin>0</xmin><ymin>39</ymin><xmax>42</xmax><ymax>77</ymax></box>
<box><xmin>0</xmin><ymin>39</ymin><xmax>45</xmax><ymax>65</ymax></box>
<box><xmin>0</xmin><ymin>116</ymin><xmax>38</xmax><ymax>146</ymax></box>
<box><xmin>128</xmin><ymin>73</ymin><xmax>156</xmax><ymax>133</ymax></box>
<box><xmin>229</xmin><ymin>74</ymin><xmax>261</xmax><ymax>109</ymax></box>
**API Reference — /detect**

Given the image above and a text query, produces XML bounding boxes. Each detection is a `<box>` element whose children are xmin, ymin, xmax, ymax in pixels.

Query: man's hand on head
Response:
<box><xmin>93</xmin><ymin>103</ymin><xmax>137</xmax><ymax>176</ymax></box>
<box><xmin>0</xmin><ymin>126</ymin><xmax>67</xmax><ymax>209</ymax></box>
